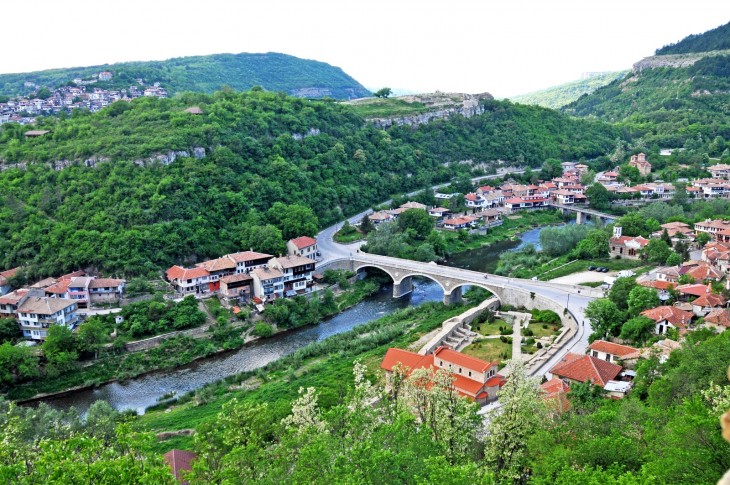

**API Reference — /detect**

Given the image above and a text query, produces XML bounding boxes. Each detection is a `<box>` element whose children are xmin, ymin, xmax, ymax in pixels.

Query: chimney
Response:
<box><xmin>613</xmin><ymin>226</ymin><xmax>622</xmax><ymax>238</ymax></box>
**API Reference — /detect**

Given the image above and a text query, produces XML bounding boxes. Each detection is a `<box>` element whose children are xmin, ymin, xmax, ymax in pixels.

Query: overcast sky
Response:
<box><xmin>3</xmin><ymin>1</ymin><xmax>729</xmax><ymax>97</ymax></box>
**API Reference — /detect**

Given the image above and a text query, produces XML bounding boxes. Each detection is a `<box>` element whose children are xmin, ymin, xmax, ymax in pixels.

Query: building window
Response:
<box><xmin>468</xmin><ymin>371</ymin><xmax>472</xmax><ymax>377</ymax></box>
<box><xmin>458</xmin><ymin>367</ymin><xmax>462</xmax><ymax>374</ymax></box>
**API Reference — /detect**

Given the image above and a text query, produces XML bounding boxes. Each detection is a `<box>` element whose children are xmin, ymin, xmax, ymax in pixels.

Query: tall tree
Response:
<box><xmin>485</xmin><ymin>360</ymin><xmax>544</xmax><ymax>483</ymax></box>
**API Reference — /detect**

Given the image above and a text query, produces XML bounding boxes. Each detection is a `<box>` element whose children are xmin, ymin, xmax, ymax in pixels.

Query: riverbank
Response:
<box><xmin>441</xmin><ymin>209</ymin><xmax>566</xmax><ymax>254</ymax></box>
<box><xmin>8</xmin><ymin>279</ymin><xmax>381</xmax><ymax>402</ymax></box>
<box><xmin>135</xmin><ymin>299</ymin><xmax>478</xmax><ymax>453</ymax></box>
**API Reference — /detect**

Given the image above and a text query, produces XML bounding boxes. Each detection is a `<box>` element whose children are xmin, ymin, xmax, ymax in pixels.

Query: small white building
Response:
<box><xmin>287</xmin><ymin>236</ymin><xmax>318</xmax><ymax>260</ymax></box>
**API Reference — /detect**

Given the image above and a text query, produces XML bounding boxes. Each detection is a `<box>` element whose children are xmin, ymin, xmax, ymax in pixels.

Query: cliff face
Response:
<box><xmin>632</xmin><ymin>49</ymin><xmax>730</xmax><ymax>72</ymax></box>
<box><xmin>368</xmin><ymin>92</ymin><xmax>493</xmax><ymax>128</ymax></box>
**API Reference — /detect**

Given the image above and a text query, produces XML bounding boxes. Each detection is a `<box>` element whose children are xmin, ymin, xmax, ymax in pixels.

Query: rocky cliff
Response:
<box><xmin>364</xmin><ymin>92</ymin><xmax>493</xmax><ymax>128</ymax></box>
<box><xmin>632</xmin><ymin>49</ymin><xmax>730</xmax><ymax>72</ymax></box>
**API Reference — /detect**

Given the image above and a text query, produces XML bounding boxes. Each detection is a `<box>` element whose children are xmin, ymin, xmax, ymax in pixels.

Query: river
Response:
<box><xmin>40</xmin><ymin>223</ymin><xmax>562</xmax><ymax>415</ymax></box>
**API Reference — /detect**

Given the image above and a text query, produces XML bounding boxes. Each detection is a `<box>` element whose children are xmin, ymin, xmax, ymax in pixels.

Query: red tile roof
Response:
<box><xmin>88</xmin><ymin>278</ymin><xmax>124</xmax><ymax>289</ymax></box>
<box><xmin>691</xmin><ymin>292</ymin><xmax>726</xmax><ymax>308</ymax></box>
<box><xmin>195</xmin><ymin>257</ymin><xmax>236</xmax><ymax>273</ymax></box>
<box><xmin>381</xmin><ymin>348</ymin><xmax>430</xmax><ymax>372</ymax></box>
<box><xmin>638</xmin><ymin>280</ymin><xmax>676</xmax><ymax>290</ymax></box>
<box><xmin>588</xmin><ymin>340</ymin><xmax>638</xmax><ymax>357</ymax></box>
<box><xmin>0</xmin><ymin>267</ymin><xmax>20</xmax><ymax>281</ymax></box>
<box><xmin>226</xmin><ymin>251</ymin><xmax>274</xmax><ymax>263</ymax></box>
<box><xmin>677</xmin><ymin>283</ymin><xmax>712</xmax><ymax>297</ymax></box>
<box><xmin>540</xmin><ymin>377</ymin><xmax>571</xmax><ymax>399</ymax></box>
<box><xmin>289</xmin><ymin>236</ymin><xmax>317</xmax><ymax>249</ymax></box>
<box><xmin>705</xmin><ymin>308</ymin><xmax>730</xmax><ymax>327</ymax></box>
<box><xmin>610</xmin><ymin>235</ymin><xmax>650</xmax><ymax>247</ymax></box>
<box><xmin>45</xmin><ymin>280</ymin><xmax>71</xmax><ymax>295</ymax></box>
<box><xmin>549</xmin><ymin>353</ymin><xmax>622</xmax><ymax>387</ymax></box>
<box><xmin>166</xmin><ymin>265</ymin><xmax>209</xmax><ymax>281</ymax></box>
<box><xmin>641</xmin><ymin>306</ymin><xmax>693</xmax><ymax>328</ymax></box>
<box><xmin>434</xmin><ymin>346</ymin><xmax>496</xmax><ymax>373</ymax></box>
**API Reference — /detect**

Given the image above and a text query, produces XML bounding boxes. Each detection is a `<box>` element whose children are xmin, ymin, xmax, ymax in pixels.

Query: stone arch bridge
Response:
<box><xmin>320</xmin><ymin>253</ymin><xmax>602</xmax><ymax>306</ymax></box>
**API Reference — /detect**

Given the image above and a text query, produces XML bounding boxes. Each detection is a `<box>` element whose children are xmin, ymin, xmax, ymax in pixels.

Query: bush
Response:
<box><xmin>253</xmin><ymin>323</ymin><xmax>274</xmax><ymax>338</ymax></box>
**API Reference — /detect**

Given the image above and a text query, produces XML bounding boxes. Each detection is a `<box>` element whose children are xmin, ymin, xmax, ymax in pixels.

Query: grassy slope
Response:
<box><xmin>509</xmin><ymin>71</ymin><xmax>627</xmax><ymax>109</ymax></box>
<box><xmin>136</xmin><ymin>301</ymin><xmax>474</xmax><ymax>453</ymax></box>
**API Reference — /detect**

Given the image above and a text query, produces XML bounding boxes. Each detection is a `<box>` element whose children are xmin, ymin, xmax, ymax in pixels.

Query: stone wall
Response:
<box><xmin>419</xmin><ymin>296</ymin><xmax>500</xmax><ymax>355</ymax></box>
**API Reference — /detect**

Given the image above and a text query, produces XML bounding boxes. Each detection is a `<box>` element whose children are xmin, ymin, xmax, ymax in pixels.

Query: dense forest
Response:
<box><xmin>0</xmin><ymin>52</ymin><xmax>370</xmax><ymax>100</ymax></box>
<box><xmin>564</xmin><ymin>54</ymin><xmax>730</xmax><ymax>146</ymax></box>
<box><xmin>655</xmin><ymin>20</ymin><xmax>730</xmax><ymax>55</ymax></box>
<box><xmin>0</xmin><ymin>91</ymin><xmax>620</xmax><ymax>277</ymax></box>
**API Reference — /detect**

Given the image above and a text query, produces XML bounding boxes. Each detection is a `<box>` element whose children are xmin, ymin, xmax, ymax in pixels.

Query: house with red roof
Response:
<box><xmin>588</xmin><ymin>340</ymin><xmax>639</xmax><ymax>364</ymax></box>
<box><xmin>442</xmin><ymin>215</ymin><xmax>477</xmax><ymax>230</ymax></box>
<box><xmin>548</xmin><ymin>353</ymin><xmax>622</xmax><ymax>388</ymax></box>
<box><xmin>287</xmin><ymin>236</ymin><xmax>318</xmax><ymax>260</ymax></box>
<box><xmin>195</xmin><ymin>257</ymin><xmax>237</xmax><ymax>292</ymax></box>
<box><xmin>163</xmin><ymin>449</ymin><xmax>197</xmax><ymax>484</ymax></box>
<box><xmin>226</xmin><ymin>251</ymin><xmax>273</xmax><ymax>275</ymax></box>
<box><xmin>704</xmin><ymin>308</ymin><xmax>730</xmax><ymax>333</ymax></box>
<box><xmin>540</xmin><ymin>377</ymin><xmax>571</xmax><ymax>413</ymax></box>
<box><xmin>380</xmin><ymin>346</ymin><xmax>505</xmax><ymax>405</ymax></box>
<box><xmin>0</xmin><ymin>267</ymin><xmax>20</xmax><ymax>296</ymax></box>
<box><xmin>641</xmin><ymin>305</ymin><xmax>693</xmax><ymax>335</ymax></box>
<box><xmin>690</xmin><ymin>292</ymin><xmax>727</xmax><ymax>317</ymax></box>
<box><xmin>609</xmin><ymin>226</ymin><xmax>649</xmax><ymax>260</ymax></box>
<box><xmin>676</xmin><ymin>283</ymin><xmax>713</xmax><ymax>300</ymax></box>
<box><xmin>165</xmin><ymin>266</ymin><xmax>211</xmax><ymax>294</ymax></box>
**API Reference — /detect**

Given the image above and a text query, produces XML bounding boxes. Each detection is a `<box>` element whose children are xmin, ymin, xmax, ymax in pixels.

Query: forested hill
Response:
<box><xmin>655</xmin><ymin>21</ymin><xmax>730</xmax><ymax>55</ymax></box>
<box><xmin>0</xmin><ymin>52</ymin><xmax>370</xmax><ymax>100</ymax></box>
<box><xmin>0</xmin><ymin>91</ymin><xmax>619</xmax><ymax>277</ymax></box>
<box><xmin>509</xmin><ymin>71</ymin><xmax>627</xmax><ymax>109</ymax></box>
<box><xmin>563</xmin><ymin>51</ymin><xmax>730</xmax><ymax>146</ymax></box>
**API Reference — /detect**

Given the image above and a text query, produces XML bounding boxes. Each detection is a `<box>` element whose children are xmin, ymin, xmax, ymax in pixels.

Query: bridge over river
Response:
<box><xmin>320</xmin><ymin>252</ymin><xmax>602</xmax><ymax>376</ymax></box>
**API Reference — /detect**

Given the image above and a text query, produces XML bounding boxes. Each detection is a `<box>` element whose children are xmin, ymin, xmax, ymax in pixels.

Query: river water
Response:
<box><xmin>40</xmin><ymin>224</ymin><xmax>561</xmax><ymax>415</ymax></box>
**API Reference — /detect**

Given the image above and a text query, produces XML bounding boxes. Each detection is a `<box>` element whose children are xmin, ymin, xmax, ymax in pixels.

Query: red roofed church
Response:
<box><xmin>381</xmin><ymin>346</ymin><xmax>505</xmax><ymax>405</ymax></box>
<box><xmin>610</xmin><ymin>226</ymin><xmax>649</xmax><ymax>260</ymax></box>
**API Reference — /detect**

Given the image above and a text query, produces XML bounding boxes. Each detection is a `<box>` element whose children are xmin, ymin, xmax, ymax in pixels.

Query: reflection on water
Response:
<box><xmin>41</xmin><ymin>280</ymin><xmax>444</xmax><ymax>415</ymax></box>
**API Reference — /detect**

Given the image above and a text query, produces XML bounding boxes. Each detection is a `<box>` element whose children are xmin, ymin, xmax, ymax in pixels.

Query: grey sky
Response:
<box><xmin>4</xmin><ymin>0</ymin><xmax>730</xmax><ymax>97</ymax></box>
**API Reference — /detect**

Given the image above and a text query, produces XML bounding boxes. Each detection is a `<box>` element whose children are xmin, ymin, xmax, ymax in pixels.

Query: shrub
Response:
<box><xmin>253</xmin><ymin>323</ymin><xmax>274</xmax><ymax>338</ymax></box>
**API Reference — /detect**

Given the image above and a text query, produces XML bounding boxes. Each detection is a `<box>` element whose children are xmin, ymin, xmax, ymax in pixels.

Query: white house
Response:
<box><xmin>269</xmin><ymin>255</ymin><xmax>316</xmax><ymax>297</ymax></box>
<box><xmin>16</xmin><ymin>295</ymin><xmax>79</xmax><ymax>341</ymax></box>
<box><xmin>250</xmin><ymin>267</ymin><xmax>285</xmax><ymax>300</ymax></box>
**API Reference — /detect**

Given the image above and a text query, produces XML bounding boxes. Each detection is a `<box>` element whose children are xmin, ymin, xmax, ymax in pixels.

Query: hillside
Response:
<box><xmin>656</xmin><ymin>20</ymin><xmax>730</xmax><ymax>55</ymax></box>
<box><xmin>0</xmin><ymin>91</ymin><xmax>619</xmax><ymax>277</ymax></box>
<box><xmin>0</xmin><ymin>52</ymin><xmax>370</xmax><ymax>100</ymax></box>
<box><xmin>509</xmin><ymin>71</ymin><xmax>627</xmax><ymax>109</ymax></box>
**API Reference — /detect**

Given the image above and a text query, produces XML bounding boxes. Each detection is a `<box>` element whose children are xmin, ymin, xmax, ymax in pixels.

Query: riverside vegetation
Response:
<box><xmin>0</xmin><ymin>275</ymin><xmax>379</xmax><ymax>401</ymax></box>
<box><xmin>2</xmin><ymin>302</ymin><xmax>728</xmax><ymax>483</ymax></box>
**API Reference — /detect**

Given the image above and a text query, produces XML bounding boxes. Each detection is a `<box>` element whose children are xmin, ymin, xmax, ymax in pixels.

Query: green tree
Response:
<box><xmin>666</xmin><ymin>251</ymin><xmax>682</xmax><ymax>266</ymax></box>
<box><xmin>43</xmin><ymin>325</ymin><xmax>77</xmax><ymax>358</ymax></box>
<box><xmin>627</xmin><ymin>286</ymin><xmax>660</xmax><ymax>317</ymax></box>
<box><xmin>608</xmin><ymin>277</ymin><xmax>637</xmax><ymax>311</ymax></box>
<box><xmin>585</xmin><ymin>183</ymin><xmax>613</xmax><ymax>211</ymax></box>
<box><xmin>585</xmin><ymin>298</ymin><xmax>624</xmax><ymax>340</ymax></box>
<box><xmin>76</xmin><ymin>318</ymin><xmax>108</xmax><ymax>359</ymax></box>
<box><xmin>397</xmin><ymin>208</ymin><xmax>433</xmax><ymax>240</ymax></box>
<box><xmin>574</xmin><ymin>229</ymin><xmax>609</xmax><ymax>259</ymax></box>
<box><xmin>0</xmin><ymin>317</ymin><xmax>21</xmax><ymax>344</ymax></box>
<box><xmin>268</xmin><ymin>203</ymin><xmax>319</xmax><ymax>240</ymax></box>
<box><xmin>241</xmin><ymin>224</ymin><xmax>286</xmax><ymax>256</ymax></box>
<box><xmin>373</xmin><ymin>87</ymin><xmax>392</xmax><ymax>98</ymax></box>
<box><xmin>642</xmin><ymin>238</ymin><xmax>671</xmax><ymax>264</ymax></box>
<box><xmin>0</xmin><ymin>342</ymin><xmax>39</xmax><ymax>385</ymax></box>
<box><xmin>619</xmin><ymin>315</ymin><xmax>655</xmax><ymax>344</ymax></box>
<box><xmin>616</xmin><ymin>212</ymin><xmax>648</xmax><ymax>237</ymax></box>
<box><xmin>485</xmin><ymin>360</ymin><xmax>544</xmax><ymax>483</ymax></box>
<box><xmin>539</xmin><ymin>158</ymin><xmax>563</xmax><ymax>180</ymax></box>
<box><xmin>672</xmin><ymin>182</ymin><xmax>688</xmax><ymax>206</ymax></box>
<box><xmin>696</xmin><ymin>231</ymin><xmax>711</xmax><ymax>246</ymax></box>
<box><xmin>359</xmin><ymin>214</ymin><xmax>375</xmax><ymax>234</ymax></box>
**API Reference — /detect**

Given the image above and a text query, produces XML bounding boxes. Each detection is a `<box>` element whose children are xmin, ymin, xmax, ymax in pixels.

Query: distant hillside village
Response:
<box><xmin>0</xmin><ymin>235</ymin><xmax>319</xmax><ymax>342</ymax></box>
<box><xmin>0</xmin><ymin>70</ymin><xmax>167</xmax><ymax>125</ymax></box>
<box><xmin>370</xmin><ymin>154</ymin><xmax>730</xmax><ymax>234</ymax></box>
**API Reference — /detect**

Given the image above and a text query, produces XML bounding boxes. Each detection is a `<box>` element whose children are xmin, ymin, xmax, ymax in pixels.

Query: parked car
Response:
<box><xmin>600</xmin><ymin>267</ymin><xmax>609</xmax><ymax>273</ymax></box>
<box><xmin>588</xmin><ymin>266</ymin><xmax>596</xmax><ymax>271</ymax></box>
